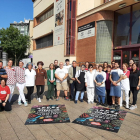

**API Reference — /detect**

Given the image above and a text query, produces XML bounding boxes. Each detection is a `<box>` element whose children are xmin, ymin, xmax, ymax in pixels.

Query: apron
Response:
<box><xmin>121</xmin><ymin>70</ymin><xmax>130</xmax><ymax>91</ymax></box>
<box><xmin>76</xmin><ymin>71</ymin><xmax>86</xmax><ymax>91</ymax></box>
<box><xmin>110</xmin><ymin>71</ymin><xmax>121</xmax><ymax>97</ymax></box>
<box><xmin>95</xmin><ymin>74</ymin><xmax>105</xmax><ymax>96</ymax></box>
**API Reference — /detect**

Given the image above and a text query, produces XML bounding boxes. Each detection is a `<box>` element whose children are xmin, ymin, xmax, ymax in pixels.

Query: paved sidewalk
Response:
<box><xmin>0</xmin><ymin>85</ymin><xmax>140</xmax><ymax>140</ymax></box>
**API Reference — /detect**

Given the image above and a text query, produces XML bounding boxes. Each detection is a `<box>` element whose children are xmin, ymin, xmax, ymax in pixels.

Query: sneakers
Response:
<box><xmin>38</xmin><ymin>98</ymin><xmax>41</xmax><ymax>103</ymax></box>
<box><xmin>96</xmin><ymin>102</ymin><xmax>100</xmax><ymax>106</ymax></box>
<box><xmin>88</xmin><ymin>101</ymin><xmax>90</xmax><ymax>104</ymax></box>
<box><xmin>129</xmin><ymin>105</ymin><xmax>137</xmax><ymax>110</ymax></box>
<box><xmin>50</xmin><ymin>97</ymin><xmax>53</xmax><ymax>100</ymax></box>
<box><xmin>75</xmin><ymin>100</ymin><xmax>77</xmax><ymax>104</ymax></box>
<box><xmin>56</xmin><ymin>97</ymin><xmax>60</xmax><ymax>101</ymax></box>
<box><xmin>37</xmin><ymin>98</ymin><xmax>39</xmax><ymax>101</ymax></box>
<box><xmin>90</xmin><ymin>101</ymin><xmax>94</xmax><ymax>104</ymax></box>
<box><xmin>80</xmin><ymin>99</ymin><xmax>83</xmax><ymax>102</ymax></box>
<box><xmin>24</xmin><ymin>102</ymin><xmax>28</xmax><ymax>107</ymax></box>
<box><xmin>18</xmin><ymin>101</ymin><xmax>22</xmax><ymax>106</ymax></box>
<box><xmin>65</xmin><ymin>97</ymin><xmax>69</xmax><ymax>101</ymax></box>
<box><xmin>115</xmin><ymin>105</ymin><xmax>120</xmax><ymax>110</ymax></box>
<box><xmin>109</xmin><ymin>104</ymin><xmax>115</xmax><ymax>109</ymax></box>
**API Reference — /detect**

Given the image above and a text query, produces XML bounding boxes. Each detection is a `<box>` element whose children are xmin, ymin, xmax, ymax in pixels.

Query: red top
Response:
<box><xmin>0</xmin><ymin>85</ymin><xmax>10</xmax><ymax>101</ymax></box>
<box><xmin>85</xmin><ymin>68</ymin><xmax>88</xmax><ymax>71</ymax></box>
<box><xmin>123</xmin><ymin>70</ymin><xmax>130</xmax><ymax>78</ymax></box>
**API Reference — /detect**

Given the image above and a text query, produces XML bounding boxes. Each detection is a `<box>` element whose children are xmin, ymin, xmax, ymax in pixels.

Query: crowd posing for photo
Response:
<box><xmin>0</xmin><ymin>58</ymin><xmax>140</xmax><ymax>112</ymax></box>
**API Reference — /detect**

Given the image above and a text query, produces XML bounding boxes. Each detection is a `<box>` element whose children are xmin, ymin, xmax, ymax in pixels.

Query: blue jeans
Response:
<box><xmin>75</xmin><ymin>91</ymin><xmax>84</xmax><ymax>101</ymax></box>
<box><xmin>98</xmin><ymin>95</ymin><xmax>105</xmax><ymax>104</ymax></box>
<box><xmin>70</xmin><ymin>81</ymin><xmax>76</xmax><ymax>99</ymax></box>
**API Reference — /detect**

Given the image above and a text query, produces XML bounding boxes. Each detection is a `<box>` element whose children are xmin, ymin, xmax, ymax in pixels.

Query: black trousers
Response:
<box><xmin>0</xmin><ymin>101</ymin><xmax>11</xmax><ymax>111</ymax></box>
<box><xmin>106</xmin><ymin>89</ymin><xmax>112</xmax><ymax>105</ymax></box>
<box><xmin>70</xmin><ymin>81</ymin><xmax>77</xmax><ymax>100</ymax></box>
<box><xmin>26</xmin><ymin>86</ymin><xmax>34</xmax><ymax>102</ymax></box>
<box><xmin>54</xmin><ymin>85</ymin><xmax>57</xmax><ymax>97</ymax></box>
<box><xmin>36</xmin><ymin>85</ymin><xmax>44</xmax><ymax>98</ymax></box>
<box><xmin>130</xmin><ymin>87</ymin><xmax>139</xmax><ymax>105</ymax></box>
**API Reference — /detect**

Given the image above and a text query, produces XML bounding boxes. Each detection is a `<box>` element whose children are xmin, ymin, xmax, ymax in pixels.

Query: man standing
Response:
<box><xmin>55</xmin><ymin>62</ymin><xmax>69</xmax><ymax>101</ymax></box>
<box><xmin>0</xmin><ymin>61</ymin><xmax>8</xmax><ymax>84</ymax></box>
<box><xmin>15</xmin><ymin>60</ymin><xmax>28</xmax><ymax>106</ymax></box>
<box><xmin>64</xmin><ymin>59</ymin><xmax>71</xmax><ymax>93</ymax></box>
<box><xmin>5</xmin><ymin>59</ymin><xmax>16</xmax><ymax>103</ymax></box>
<box><xmin>54</xmin><ymin>60</ymin><xmax>59</xmax><ymax>98</ymax></box>
<box><xmin>54</xmin><ymin>60</ymin><xmax>59</xmax><ymax>70</ymax></box>
<box><xmin>68</xmin><ymin>61</ymin><xmax>80</xmax><ymax>100</ymax></box>
<box><xmin>110</xmin><ymin>61</ymin><xmax>123</xmax><ymax>110</ymax></box>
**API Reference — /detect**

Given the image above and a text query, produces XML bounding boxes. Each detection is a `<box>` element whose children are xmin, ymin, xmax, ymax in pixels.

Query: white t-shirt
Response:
<box><xmin>55</xmin><ymin>68</ymin><xmax>68</xmax><ymax>83</ymax></box>
<box><xmin>110</xmin><ymin>68</ymin><xmax>123</xmax><ymax>85</ymax></box>
<box><xmin>25</xmin><ymin>69</ymin><xmax>36</xmax><ymax>86</ymax></box>
<box><xmin>63</xmin><ymin>65</ymin><xmax>71</xmax><ymax>71</ymax></box>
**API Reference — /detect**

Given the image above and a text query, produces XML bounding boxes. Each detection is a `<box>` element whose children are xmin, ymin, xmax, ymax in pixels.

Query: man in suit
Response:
<box><xmin>68</xmin><ymin>61</ymin><xmax>80</xmax><ymax>100</ymax></box>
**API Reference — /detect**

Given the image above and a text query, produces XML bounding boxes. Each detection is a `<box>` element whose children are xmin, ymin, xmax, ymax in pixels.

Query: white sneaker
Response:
<box><xmin>38</xmin><ymin>98</ymin><xmax>41</xmax><ymax>103</ymax></box>
<box><xmin>126</xmin><ymin>104</ymin><xmax>129</xmax><ymax>109</ymax></box>
<box><xmin>24</xmin><ymin>102</ymin><xmax>28</xmax><ymax>107</ymax></box>
<box><xmin>129</xmin><ymin>105</ymin><xmax>137</xmax><ymax>110</ymax></box>
<box><xmin>37</xmin><ymin>98</ymin><xmax>39</xmax><ymax>101</ymax></box>
<box><xmin>18</xmin><ymin>101</ymin><xmax>22</xmax><ymax>106</ymax></box>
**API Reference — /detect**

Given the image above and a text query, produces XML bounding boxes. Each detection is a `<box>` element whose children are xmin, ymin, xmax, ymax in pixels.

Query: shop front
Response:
<box><xmin>113</xmin><ymin>2</ymin><xmax>140</xmax><ymax>68</ymax></box>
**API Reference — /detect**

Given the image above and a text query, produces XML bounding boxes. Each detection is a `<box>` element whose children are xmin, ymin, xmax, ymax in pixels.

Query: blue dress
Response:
<box><xmin>95</xmin><ymin>74</ymin><xmax>105</xmax><ymax>97</ymax></box>
<box><xmin>110</xmin><ymin>71</ymin><xmax>121</xmax><ymax>97</ymax></box>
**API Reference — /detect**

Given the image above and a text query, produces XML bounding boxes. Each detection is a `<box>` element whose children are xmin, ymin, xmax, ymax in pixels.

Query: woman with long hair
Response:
<box><xmin>129</xmin><ymin>63</ymin><xmax>140</xmax><ymax>110</ymax></box>
<box><xmin>103</xmin><ymin>62</ymin><xmax>108</xmax><ymax>73</ymax></box>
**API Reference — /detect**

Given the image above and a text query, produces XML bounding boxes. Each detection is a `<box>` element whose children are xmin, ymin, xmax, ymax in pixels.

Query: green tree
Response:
<box><xmin>0</xmin><ymin>26</ymin><xmax>30</xmax><ymax>65</ymax></box>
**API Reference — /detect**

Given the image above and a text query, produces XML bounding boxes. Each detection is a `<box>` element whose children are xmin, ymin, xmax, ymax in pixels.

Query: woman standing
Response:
<box><xmin>0</xmin><ymin>79</ymin><xmax>11</xmax><ymax>111</ymax></box>
<box><xmin>35</xmin><ymin>61</ymin><xmax>47</xmax><ymax>103</ymax></box>
<box><xmin>75</xmin><ymin>65</ymin><xmax>86</xmax><ymax>104</ymax></box>
<box><xmin>46</xmin><ymin>63</ymin><xmax>56</xmax><ymax>101</ymax></box>
<box><xmin>106</xmin><ymin>65</ymin><xmax>112</xmax><ymax>106</ymax></box>
<box><xmin>129</xmin><ymin>63</ymin><xmax>140</xmax><ymax>110</ymax></box>
<box><xmin>5</xmin><ymin>59</ymin><xmax>16</xmax><ymax>103</ymax></box>
<box><xmin>15</xmin><ymin>60</ymin><xmax>28</xmax><ymax>106</ymax></box>
<box><xmin>94</xmin><ymin>65</ymin><xmax>106</xmax><ymax>106</ymax></box>
<box><xmin>120</xmin><ymin>63</ymin><xmax>130</xmax><ymax>109</ymax></box>
<box><xmin>25</xmin><ymin>63</ymin><xmax>36</xmax><ymax>104</ymax></box>
<box><xmin>103</xmin><ymin>62</ymin><xmax>108</xmax><ymax>73</ymax></box>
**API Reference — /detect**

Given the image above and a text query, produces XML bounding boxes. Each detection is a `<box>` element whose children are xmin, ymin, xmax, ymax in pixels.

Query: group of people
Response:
<box><xmin>0</xmin><ymin>58</ymin><xmax>139</xmax><ymax>112</ymax></box>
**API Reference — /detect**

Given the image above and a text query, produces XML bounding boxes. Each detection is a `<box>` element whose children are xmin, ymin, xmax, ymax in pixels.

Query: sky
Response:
<box><xmin>0</xmin><ymin>0</ymin><xmax>33</xmax><ymax>29</ymax></box>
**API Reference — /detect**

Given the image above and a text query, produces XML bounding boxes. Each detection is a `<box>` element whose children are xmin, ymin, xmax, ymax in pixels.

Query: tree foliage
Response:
<box><xmin>0</xmin><ymin>26</ymin><xmax>30</xmax><ymax>65</ymax></box>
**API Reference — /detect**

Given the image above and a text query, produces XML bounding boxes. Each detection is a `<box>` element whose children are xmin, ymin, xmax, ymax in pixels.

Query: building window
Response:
<box><xmin>132</xmin><ymin>3</ymin><xmax>140</xmax><ymax>44</ymax></box>
<box><xmin>114</xmin><ymin>7</ymin><xmax>131</xmax><ymax>47</ymax></box>
<box><xmin>37</xmin><ymin>7</ymin><xmax>54</xmax><ymax>24</ymax></box>
<box><xmin>66</xmin><ymin>0</ymin><xmax>76</xmax><ymax>55</ymax></box>
<box><xmin>114</xmin><ymin>3</ymin><xmax>140</xmax><ymax>47</ymax></box>
<box><xmin>36</xmin><ymin>34</ymin><xmax>53</xmax><ymax>49</ymax></box>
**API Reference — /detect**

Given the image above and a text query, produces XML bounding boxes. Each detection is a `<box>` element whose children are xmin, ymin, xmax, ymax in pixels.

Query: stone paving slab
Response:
<box><xmin>0</xmin><ymin>85</ymin><xmax>140</xmax><ymax>140</ymax></box>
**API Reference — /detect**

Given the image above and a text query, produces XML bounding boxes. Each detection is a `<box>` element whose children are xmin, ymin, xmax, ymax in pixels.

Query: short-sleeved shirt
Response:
<box><xmin>25</xmin><ymin>69</ymin><xmax>36</xmax><ymax>87</ymax></box>
<box><xmin>14</xmin><ymin>67</ymin><xmax>25</xmax><ymax>84</ymax></box>
<box><xmin>129</xmin><ymin>70</ymin><xmax>140</xmax><ymax>87</ymax></box>
<box><xmin>35</xmin><ymin>68</ymin><xmax>47</xmax><ymax>85</ymax></box>
<box><xmin>5</xmin><ymin>67</ymin><xmax>16</xmax><ymax>85</ymax></box>
<box><xmin>55</xmin><ymin>68</ymin><xmax>68</xmax><ymax>83</ymax></box>
<box><xmin>110</xmin><ymin>69</ymin><xmax>123</xmax><ymax>85</ymax></box>
<box><xmin>0</xmin><ymin>85</ymin><xmax>10</xmax><ymax>101</ymax></box>
<box><xmin>0</xmin><ymin>68</ymin><xmax>7</xmax><ymax>84</ymax></box>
